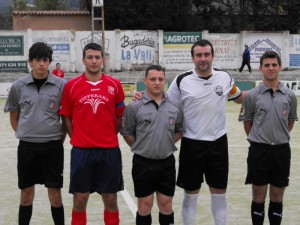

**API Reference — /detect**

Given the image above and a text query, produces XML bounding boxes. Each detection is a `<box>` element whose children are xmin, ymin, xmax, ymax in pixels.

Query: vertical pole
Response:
<box><xmin>101</xmin><ymin>6</ymin><xmax>105</xmax><ymax>54</ymax></box>
<box><xmin>91</xmin><ymin>4</ymin><xmax>94</xmax><ymax>42</ymax></box>
<box><xmin>101</xmin><ymin>6</ymin><xmax>106</xmax><ymax>72</ymax></box>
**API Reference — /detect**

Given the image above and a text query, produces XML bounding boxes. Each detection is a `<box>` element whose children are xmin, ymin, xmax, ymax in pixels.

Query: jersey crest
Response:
<box><xmin>214</xmin><ymin>85</ymin><xmax>223</xmax><ymax>96</ymax></box>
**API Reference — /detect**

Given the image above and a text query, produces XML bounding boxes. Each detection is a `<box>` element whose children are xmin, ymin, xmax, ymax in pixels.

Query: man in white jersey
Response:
<box><xmin>168</xmin><ymin>39</ymin><xmax>246</xmax><ymax>225</ymax></box>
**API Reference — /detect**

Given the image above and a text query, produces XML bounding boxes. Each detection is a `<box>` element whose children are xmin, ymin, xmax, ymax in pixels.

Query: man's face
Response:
<box><xmin>29</xmin><ymin>58</ymin><xmax>50</xmax><ymax>77</ymax></box>
<box><xmin>259</xmin><ymin>58</ymin><xmax>282</xmax><ymax>82</ymax></box>
<box><xmin>82</xmin><ymin>49</ymin><xmax>103</xmax><ymax>75</ymax></box>
<box><xmin>144</xmin><ymin>69</ymin><xmax>166</xmax><ymax>97</ymax></box>
<box><xmin>192</xmin><ymin>45</ymin><xmax>215</xmax><ymax>76</ymax></box>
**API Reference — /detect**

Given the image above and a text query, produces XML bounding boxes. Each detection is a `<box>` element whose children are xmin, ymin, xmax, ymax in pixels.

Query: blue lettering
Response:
<box><xmin>121</xmin><ymin>50</ymin><xmax>131</xmax><ymax>60</ymax></box>
<box><xmin>134</xmin><ymin>49</ymin><xmax>140</xmax><ymax>60</ymax></box>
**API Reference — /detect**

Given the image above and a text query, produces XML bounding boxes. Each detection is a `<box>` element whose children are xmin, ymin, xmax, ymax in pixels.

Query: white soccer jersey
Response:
<box><xmin>167</xmin><ymin>68</ymin><xmax>237</xmax><ymax>141</ymax></box>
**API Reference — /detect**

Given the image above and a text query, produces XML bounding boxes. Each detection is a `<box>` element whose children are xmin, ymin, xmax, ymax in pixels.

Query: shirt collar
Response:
<box><xmin>25</xmin><ymin>71</ymin><xmax>56</xmax><ymax>85</ymax></box>
<box><xmin>142</xmin><ymin>90</ymin><xmax>167</xmax><ymax>104</ymax></box>
<box><xmin>259</xmin><ymin>82</ymin><xmax>286</xmax><ymax>94</ymax></box>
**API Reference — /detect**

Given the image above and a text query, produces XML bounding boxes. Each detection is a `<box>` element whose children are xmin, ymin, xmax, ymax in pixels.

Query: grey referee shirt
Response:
<box><xmin>238</xmin><ymin>82</ymin><xmax>298</xmax><ymax>145</ymax></box>
<box><xmin>4</xmin><ymin>73</ymin><xmax>66</xmax><ymax>143</ymax></box>
<box><xmin>121</xmin><ymin>91</ymin><xmax>185</xmax><ymax>159</ymax></box>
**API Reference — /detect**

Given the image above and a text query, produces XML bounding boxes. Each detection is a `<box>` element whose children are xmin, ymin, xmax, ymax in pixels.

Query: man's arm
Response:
<box><xmin>228</xmin><ymin>83</ymin><xmax>248</xmax><ymax>104</ymax></box>
<box><xmin>233</xmin><ymin>91</ymin><xmax>247</xmax><ymax>104</ymax></box>
<box><xmin>243</xmin><ymin>120</ymin><xmax>253</xmax><ymax>136</ymax></box>
<box><xmin>174</xmin><ymin>132</ymin><xmax>183</xmax><ymax>143</ymax></box>
<box><xmin>62</xmin><ymin>116</ymin><xmax>73</xmax><ymax>138</ymax></box>
<box><xmin>288</xmin><ymin>120</ymin><xmax>295</xmax><ymax>132</ymax></box>
<box><xmin>116</xmin><ymin>116</ymin><xmax>122</xmax><ymax>132</ymax></box>
<box><xmin>9</xmin><ymin>111</ymin><xmax>19</xmax><ymax>132</ymax></box>
<box><xmin>123</xmin><ymin>135</ymin><xmax>135</xmax><ymax>147</ymax></box>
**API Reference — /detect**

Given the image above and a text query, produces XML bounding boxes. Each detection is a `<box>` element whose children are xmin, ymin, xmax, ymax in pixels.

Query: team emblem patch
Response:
<box><xmin>108</xmin><ymin>86</ymin><xmax>115</xmax><ymax>94</ymax></box>
<box><xmin>214</xmin><ymin>85</ymin><xmax>223</xmax><ymax>96</ymax></box>
<box><xmin>169</xmin><ymin>116</ymin><xmax>175</xmax><ymax>126</ymax></box>
<box><xmin>48</xmin><ymin>100</ymin><xmax>56</xmax><ymax>109</ymax></box>
<box><xmin>283</xmin><ymin>107</ymin><xmax>288</xmax><ymax>117</ymax></box>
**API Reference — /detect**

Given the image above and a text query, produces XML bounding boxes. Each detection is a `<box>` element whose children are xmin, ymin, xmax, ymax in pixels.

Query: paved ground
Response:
<box><xmin>1</xmin><ymin>98</ymin><xmax>300</xmax><ymax>225</ymax></box>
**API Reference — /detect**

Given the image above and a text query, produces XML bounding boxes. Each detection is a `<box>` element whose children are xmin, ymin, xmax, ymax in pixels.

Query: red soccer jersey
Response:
<box><xmin>52</xmin><ymin>69</ymin><xmax>65</xmax><ymax>78</ymax></box>
<box><xmin>60</xmin><ymin>74</ymin><xmax>125</xmax><ymax>148</ymax></box>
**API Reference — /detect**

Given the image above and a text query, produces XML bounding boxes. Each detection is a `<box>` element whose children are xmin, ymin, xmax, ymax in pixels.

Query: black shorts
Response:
<box><xmin>246</xmin><ymin>142</ymin><xmax>291</xmax><ymax>188</ymax></box>
<box><xmin>176</xmin><ymin>135</ymin><xmax>229</xmax><ymax>191</ymax></box>
<box><xmin>132</xmin><ymin>154</ymin><xmax>176</xmax><ymax>198</ymax></box>
<box><xmin>69</xmin><ymin>147</ymin><xmax>124</xmax><ymax>194</ymax></box>
<box><xmin>18</xmin><ymin>140</ymin><xmax>64</xmax><ymax>189</ymax></box>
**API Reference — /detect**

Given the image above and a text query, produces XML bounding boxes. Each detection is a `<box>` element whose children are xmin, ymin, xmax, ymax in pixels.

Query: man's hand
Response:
<box><xmin>132</xmin><ymin>91</ymin><xmax>144</xmax><ymax>101</ymax></box>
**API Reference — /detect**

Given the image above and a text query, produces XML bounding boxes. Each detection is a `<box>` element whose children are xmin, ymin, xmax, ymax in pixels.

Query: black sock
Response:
<box><xmin>136</xmin><ymin>212</ymin><xmax>152</xmax><ymax>225</ymax></box>
<box><xmin>51</xmin><ymin>205</ymin><xmax>65</xmax><ymax>225</ymax></box>
<box><xmin>251</xmin><ymin>201</ymin><xmax>265</xmax><ymax>225</ymax></box>
<box><xmin>19</xmin><ymin>205</ymin><xmax>32</xmax><ymax>225</ymax></box>
<box><xmin>159</xmin><ymin>212</ymin><xmax>174</xmax><ymax>225</ymax></box>
<box><xmin>268</xmin><ymin>201</ymin><xmax>283</xmax><ymax>225</ymax></box>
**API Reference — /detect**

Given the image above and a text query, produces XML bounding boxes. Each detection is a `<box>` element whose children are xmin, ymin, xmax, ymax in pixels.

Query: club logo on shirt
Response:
<box><xmin>48</xmin><ymin>100</ymin><xmax>56</xmax><ymax>109</ymax></box>
<box><xmin>84</xmin><ymin>98</ymin><xmax>105</xmax><ymax>114</ymax></box>
<box><xmin>108</xmin><ymin>86</ymin><xmax>115</xmax><ymax>95</ymax></box>
<box><xmin>169</xmin><ymin>116</ymin><xmax>175</xmax><ymax>126</ymax></box>
<box><xmin>283</xmin><ymin>108</ymin><xmax>288</xmax><ymax>117</ymax></box>
<box><xmin>214</xmin><ymin>85</ymin><xmax>223</xmax><ymax>96</ymax></box>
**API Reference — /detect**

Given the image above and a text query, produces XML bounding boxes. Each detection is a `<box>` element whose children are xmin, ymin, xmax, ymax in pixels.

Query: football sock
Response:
<box><xmin>268</xmin><ymin>201</ymin><xmax>283</xmax><ymax>225</ymax></box>
<box><xmin>136</xmin><ymin>212</ymin><xmax>152</xmax><ymax>225</ymax></box>
<box><xmin>51</xmin><ymin>205</ymin><xmax>65</xmax><ymax>225</ymax></box>
<box><xmin>211</xmin><ymin>193</ymin><xmax>227</xmax><ymax>225</ymax></box>
<box><xmin>19</xmin><ymin>204</ymin><xmax>32</xmax><ymax>225</ymax></box>
<box><xmin>181</xmin><ymin>192</ymin><xmax>198</xmax><ymax>225</ymax></box>
<box><xmin>71</xmin><ymin>209</ymin><xmax>86</xmax><ymax>225</ymax></box>
<box><xmin>251</xmin><ymin>201</ymin><xmax>265</xmax><ymax>225</ymax></box>
<box><xmin>159</xmin><ymin>212</ymin><xmax>174</xmax><ymax>225</ymax></box>
<box><xmin>104</xmin><ymin>210</ymin><xmax>120</xmax><ymax>225</ymax></box>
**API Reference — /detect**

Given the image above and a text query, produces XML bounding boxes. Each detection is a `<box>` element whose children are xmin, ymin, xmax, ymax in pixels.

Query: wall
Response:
<box><xmin>0</xmin><ymin>29</ymin><xmax>300</xmax><ymax>73</ymax></box>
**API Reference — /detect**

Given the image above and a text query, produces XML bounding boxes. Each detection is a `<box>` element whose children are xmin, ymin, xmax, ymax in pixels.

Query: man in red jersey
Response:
<box><xmin>60</xmin><ymin>43</ymin><xmax>125</xmax><ymax>225</ymax></box>
<box><xmin>52</xmin><ymin>63</ymin><xmax>65</xmax><ymax>78</ymax></box>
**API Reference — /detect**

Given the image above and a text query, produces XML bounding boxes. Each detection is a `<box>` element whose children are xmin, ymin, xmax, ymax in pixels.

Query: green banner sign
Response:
<box><xmin>0</xmin><ymin>36</ymin><xmax>24</xmax><ymax>56</ymax></box>
<box><xmin>0</xmin><ymin>61</ymin><xmax>28</xmax><ymax>72</ymax></box>
<box><xmin>163</xmin><ymin>32</ymin><xmax>202</xmax><ymax>45</ymax></box>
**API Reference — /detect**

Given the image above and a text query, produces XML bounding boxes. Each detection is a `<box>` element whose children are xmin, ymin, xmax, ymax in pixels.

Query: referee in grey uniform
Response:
<box><xmin>238</xmin><ymin>51</ymin><xmax>298</xmax><ymax>225</ymax></box>
<box><xmin>121</xmin><ymin>65</ymin><xmax>185</xmax><ymax>225</ymax></box>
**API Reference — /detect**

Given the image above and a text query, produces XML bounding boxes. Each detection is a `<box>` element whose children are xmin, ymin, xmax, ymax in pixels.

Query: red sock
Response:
<box><xmin>104</xmin><ymin>210</ymin><xmax>120</xmax><ymax>225</ymax></box>
<box><xmin>71</xmin><ymin>209</ymin><xmax>87</xmax><ymax>225</ymax></box>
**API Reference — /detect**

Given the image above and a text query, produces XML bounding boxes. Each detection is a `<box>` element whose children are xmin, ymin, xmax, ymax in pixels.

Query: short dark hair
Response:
<box><xmin>29</xmin><ymin>42</ymin><xmax>53</xmax><ymax>62</ymax></box>
<box><xmin>145</xmin><ymin>65</ymin><xmax>165</xmax><ymax>77</ymax></box>
<box><xmin>260</xmin><ymin>51</ymin><xmax>282</xmax><ymax>66</ymax></box>
<box><xmin>56</xmin><ymin>63</ymin><xmax>60</xmax><ymax>66</ymax></box>
<box><xmin>83</xmin><ymin>43</ymin><xmax>104</xmax><ymax>58</ymax></box>
<box><xmin>191</xmin><ymin>39</ymin><xmax>214</xmax><ymax>57</ymax></box>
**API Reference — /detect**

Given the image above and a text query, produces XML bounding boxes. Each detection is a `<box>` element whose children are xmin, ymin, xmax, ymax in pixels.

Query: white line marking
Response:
<box><xmin>120</xmin><ymin>188</ymin><xmax>137</xmax><ymax>217</ymax></box>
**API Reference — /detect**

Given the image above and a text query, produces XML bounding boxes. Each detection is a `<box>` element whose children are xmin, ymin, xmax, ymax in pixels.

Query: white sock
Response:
<box><xmin>211</xmin><ymin>193</ymin><xmax>227</xmax><ymax>225</ymax></box>
<box><xmin>181</xmin><ymin>192</ymin><xmax>198</xmax><ymax>225</ymax></box>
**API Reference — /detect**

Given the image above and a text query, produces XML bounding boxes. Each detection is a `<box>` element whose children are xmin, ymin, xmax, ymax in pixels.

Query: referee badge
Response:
<box><xmin>169</xmin><ymin>116</ymin><xmax>175</xmax><ymax>128</ymax></box>
<box><xmin>48</xmin><ymin>99</ymin><xmax>56</xmax><ymax>110</ymax></box>
<box><xmin>283</xmin><ymin>108</ymin><xmax>288</xmax><ymax>117</ymax></box>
